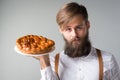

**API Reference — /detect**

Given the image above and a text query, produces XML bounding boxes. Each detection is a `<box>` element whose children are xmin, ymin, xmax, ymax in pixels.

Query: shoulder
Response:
<box><xmin>92</xmin><ymin>47</ymin><xmax>113</xmax><ymax>60</ymax></box>
<box><xmin>92</xmin><ymin>47</ymin><xmax>113</xmax><ymax>61</ymax></box>
<box><xmin>100</xmin><ymin>49</ymin><xmax>113</xmax><ymax>61</ymax></box>
<box><xmin>94</xmin><ymin>48</ymin><xmax>115</xmax><ymax>66</ymax></box>
<box><xmin>97</xmin><ymin>49</ymin><xmax>119</xmax><ymax>69</ymax></box>
<box><xmin>94</xmin><ymin>48</ymin><xmax>120</xmax><ymax>78</ymax></box>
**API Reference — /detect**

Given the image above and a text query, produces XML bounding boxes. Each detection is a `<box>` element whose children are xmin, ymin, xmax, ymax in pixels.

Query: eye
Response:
<box><xmin>76</xmin><ymin>25</ymin><xmax>83</xmax><ymax>30</ymax></box>
<box><xmin>76</xmin><ymin>26</ymin><xmax>82</xmax><ymax>30</ymax></box>
<box><xmin>66</xmin><ymin>27</ymin><xmax>71</xmax><ymax>32</ymax></box>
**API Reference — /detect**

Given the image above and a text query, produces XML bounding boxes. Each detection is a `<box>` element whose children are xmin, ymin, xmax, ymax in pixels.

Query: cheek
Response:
<box><xmin>78</xmin><ymin>28</ymin><xmax>88</xmax><ymax>38</ymax></box>
<box><xmin>62</xmin><ymin>32</ymin><xmax>71</xmax><ymax>42</ymax></box>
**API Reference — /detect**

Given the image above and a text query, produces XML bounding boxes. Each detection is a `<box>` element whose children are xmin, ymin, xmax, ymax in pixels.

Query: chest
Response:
<box><xmin>59</xmin><ymin>58</ymin><xmax>99</xmax><ymax>80</ymax></box>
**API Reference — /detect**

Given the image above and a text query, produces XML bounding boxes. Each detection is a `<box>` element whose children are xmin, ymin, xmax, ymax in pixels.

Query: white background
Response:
<box><xmin>0</xmin><ymin>0</ymin><xmax>120</xmax><ymax>80</ymax></box>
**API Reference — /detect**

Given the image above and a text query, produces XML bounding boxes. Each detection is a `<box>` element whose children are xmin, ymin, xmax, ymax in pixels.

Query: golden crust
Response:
<box><xmin>16</xmin><ymin>35</ymin><xmax>55</xmax><ymax>54</ymax></box>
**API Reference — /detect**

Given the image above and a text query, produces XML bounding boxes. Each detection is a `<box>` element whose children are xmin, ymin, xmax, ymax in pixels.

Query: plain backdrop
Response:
<box><xmin>0</xmin><ymin>0</ymin><xmax>120</xmax><ymax>80</ymax></box>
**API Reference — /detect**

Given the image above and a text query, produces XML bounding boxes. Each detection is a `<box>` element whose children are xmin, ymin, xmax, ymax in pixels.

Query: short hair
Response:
<box><xmin>56</xmin><ymin>2</ymin><xmax>88</xmax><ymax>30</ymax></box>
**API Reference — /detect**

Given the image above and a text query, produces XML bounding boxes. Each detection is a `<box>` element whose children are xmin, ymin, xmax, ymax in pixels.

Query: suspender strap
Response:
<box><xmin>96</xmin><ymin>49</ymin><xmax>103</xmax><ymax>80</ymax></box>
<box><xmin>55</xmin><ymin>49</ymin><xmax>103</xmax><ymax>80</ymax></box>
<box><xmin>55</xmin><ymin>53</ymin><xmax>60</xmax><ymax>80</ymax></box>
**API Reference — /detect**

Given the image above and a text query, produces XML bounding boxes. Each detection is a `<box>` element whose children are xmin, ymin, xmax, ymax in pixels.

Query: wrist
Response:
<box><xmin>39</xmin><ymin>55</ymin><xmax>50</xmax><ymax>69</ymax></box>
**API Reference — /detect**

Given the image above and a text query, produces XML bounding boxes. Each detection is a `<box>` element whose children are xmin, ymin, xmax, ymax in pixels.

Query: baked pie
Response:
<box><xmin>16</xmin><ymin>35</ymin><xmax>55</xmax><ymax>54</ymax></box>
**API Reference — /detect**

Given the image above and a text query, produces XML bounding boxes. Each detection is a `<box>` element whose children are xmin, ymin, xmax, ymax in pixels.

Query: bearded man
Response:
<box><xmin>36</xmin><ymin>2</ymin><xmax>120</xmax><ymax>80</ymax></box>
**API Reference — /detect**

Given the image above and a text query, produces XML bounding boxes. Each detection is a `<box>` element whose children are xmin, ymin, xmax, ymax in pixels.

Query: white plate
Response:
<box><xmin>14</xmin><ymin>46</ymin><xmax>55</xmax><ymax>56</ymax></box>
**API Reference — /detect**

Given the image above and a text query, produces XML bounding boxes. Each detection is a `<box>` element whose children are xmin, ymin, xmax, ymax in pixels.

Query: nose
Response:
<box><xmin>71</xmin><ymin>29</ymin><xmax>77</xmax><ymax>38</ymax></box>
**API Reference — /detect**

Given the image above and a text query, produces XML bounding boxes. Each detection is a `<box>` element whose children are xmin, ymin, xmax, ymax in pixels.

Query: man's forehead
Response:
<box><xmin>67</xmin><ymin>17</ymin><xmax>86</xmax><ymax>27</ymax></box>
<box><xmin>60</xmin><ymin>15</ymin><xmax>86</xmax><ymax>30</ymax></box>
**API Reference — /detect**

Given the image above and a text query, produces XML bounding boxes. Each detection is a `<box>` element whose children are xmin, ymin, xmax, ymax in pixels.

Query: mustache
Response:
<box><xmin>71</xmin><ymin>36</ymin><xmax>81</xmax><ymax>41</ymax></box>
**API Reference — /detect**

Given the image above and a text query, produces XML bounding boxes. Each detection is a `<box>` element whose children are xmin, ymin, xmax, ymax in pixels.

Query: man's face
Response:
<box><xmin>60</xmin><ymin>15</ymin><xmax>90</xmax><ymax>48</ymax></box>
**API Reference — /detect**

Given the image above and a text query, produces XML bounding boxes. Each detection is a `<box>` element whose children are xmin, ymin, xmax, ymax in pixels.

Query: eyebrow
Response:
<box><xmin>77</xmin><ymin>24</ymin><xmax>83</xmax><ymax>26</ymax></box>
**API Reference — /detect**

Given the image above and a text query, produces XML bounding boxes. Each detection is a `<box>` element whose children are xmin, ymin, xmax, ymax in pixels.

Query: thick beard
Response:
<box><xmin>64</xmin><ymin>32</ymin><xmax>91</xmax><ymax>58</ymax></box>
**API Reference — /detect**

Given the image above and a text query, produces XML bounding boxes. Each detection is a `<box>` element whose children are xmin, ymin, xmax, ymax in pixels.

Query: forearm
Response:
<box><xmin>39</xmin><ymin>55</ymin><xmax>50</xmax><ymax>69</ymax></box>
<box><xmin>36</xmin><ymin>55</ymin><xmax>59</xmax><ymax>80</ymax></box>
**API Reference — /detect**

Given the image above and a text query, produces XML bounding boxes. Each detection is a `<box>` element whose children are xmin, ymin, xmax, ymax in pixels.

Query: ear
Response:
<box><xmin>86</xmin><ymin>21</ymin><xmax>90</xmax><ymax>29</ymax></box>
